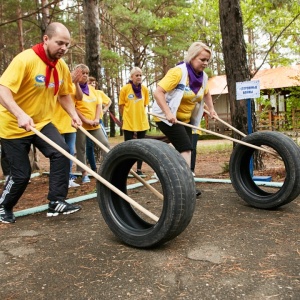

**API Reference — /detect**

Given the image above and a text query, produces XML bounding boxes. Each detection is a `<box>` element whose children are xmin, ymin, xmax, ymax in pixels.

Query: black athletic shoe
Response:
<box><xmin>196</xmin><ymin>189</ymin><xmax>202</xmax><ymax>197</ymax></box>
<box><xmin>0</xmin><ymin>205</ymin><xmax>16</xmax><ymax>223</ymax></box>
<box><xmin>47</xmin><ymin>200</ymin><xmax>81</xmax><ymax>217</ymax></box>
<box><xmin>136</xmin><ymin>170</ymin><xmax>147</xmax><ymax>178</ymax></box>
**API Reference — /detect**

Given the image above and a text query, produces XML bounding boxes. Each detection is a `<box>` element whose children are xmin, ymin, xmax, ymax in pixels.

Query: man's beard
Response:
<box><xmin>46</xmin><ymin>49</ymin><xmax>63</xmax><ymax>61</ymax></box>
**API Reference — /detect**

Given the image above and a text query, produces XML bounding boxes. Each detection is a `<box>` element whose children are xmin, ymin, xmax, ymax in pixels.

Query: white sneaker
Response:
<box><xmin>69</xmin><ymin>179</ymin><xmax>80</xmax><ymax>188</ymax></box>
<box><xmin>192</xmin><ymin>172</ymin><xmax>195</xmax><ymax>177</ymax></box>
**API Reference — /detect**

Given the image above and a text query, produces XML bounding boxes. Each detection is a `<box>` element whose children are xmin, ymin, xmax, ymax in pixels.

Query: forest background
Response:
<box><xmin>0</xmin><ymin>0</ymin><xmax>300</xmax><ymax>137</ymax></box>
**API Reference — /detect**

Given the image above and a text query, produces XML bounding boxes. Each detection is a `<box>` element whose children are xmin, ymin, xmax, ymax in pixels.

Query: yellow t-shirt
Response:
<box><xmin>97</xmin><ymin>90</ymin><xmax>110</xmax><ymax>105</ymax></box>
<box><xmin>0</xmin><ymin>49</ymin><xmax>73</xmax><ymax>139</ymax></box>
<box><xmin>75</xmin><ymin>85</ymin><xmax>102</xmax><ymax>130</ymax></box>
<box><xmin>52</xmin><ymin>97</ymin><xmax>76</xmax><ymax>134</ymax></box>
<box><xmin>118</xmin><ymin>83</ymin><xmax>150</xmax><ymax>131</ymax></box>
<box><xmin>158</xmin><ymin>67</ymin><xmax>209</xmax><ymax>123</ymax></box>
<box><xmin>94</xmin><ymin>89</ymin><xmax>110</xmax><ymax>118</ymax></box>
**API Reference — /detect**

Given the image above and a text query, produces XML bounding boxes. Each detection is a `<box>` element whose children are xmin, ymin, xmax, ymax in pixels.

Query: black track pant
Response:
<box><xmin>123</xmin><ymin>130</ymin><xmax>146</xmax><ymax>170</ymax></box>
<box><xmin>156</xmin><ymin>121</ymin><xmax>192</xmax><ymax>153</ymax></box>
<box><xmin>0</xmin><ymin>123</ymin><xmax>70</xmax><ymax>210</ymax></box>
<box><xmin>0</xmin><ymin>142</ymin><xmax>10</xmax><ymax>176</ymax></box>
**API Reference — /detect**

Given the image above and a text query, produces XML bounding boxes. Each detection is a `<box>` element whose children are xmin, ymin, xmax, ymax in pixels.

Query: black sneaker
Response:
<box><xmin>136</xmin><ymin>170</ymin><xmax>147</xmax><ymax>178</ymax></box>
<box><xmin>47</xmin><ymin>200</ymin><xmax>81</xmax><ymax>217</ymax></box>
<box><xmin>196</xmin><ymin>189</ymin><xmax>202</xmax><ymax>197</ymax></box>
<box><xmin>0</xmin><ymin>205</ymin><xmax>16</xmax><ymax>223</ymax></box>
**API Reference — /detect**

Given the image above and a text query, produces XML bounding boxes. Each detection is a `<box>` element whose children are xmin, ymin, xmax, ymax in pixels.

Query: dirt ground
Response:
<box><xmin>0</xmin><ymin>138</ymin><xmax>299</xmax><ymax>299</ymax></box>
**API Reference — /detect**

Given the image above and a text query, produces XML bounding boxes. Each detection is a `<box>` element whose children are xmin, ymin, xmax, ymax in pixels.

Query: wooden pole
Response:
<box><xmin>30</xmin><ymin>126</ymin><xmax>159</xmax><ymax>222</ymax></box>
<box><xmin>77</xmin><ymin>126</ymin><xmax>164</xmax><ymax>200</ymax></box>
<box><xmin>203</xmin><ymin>108</ymin><xmax>280</xmax><ymax>159</ymax></box>
<box><xmin>203</xmin><ymin>108</ymin><xmax>246</xmax><ymax>137</ymax></box>
<box><xmin>148</xmin><ymin>112</ymin><xmax>275</xmax><ymax>155</ymax></box>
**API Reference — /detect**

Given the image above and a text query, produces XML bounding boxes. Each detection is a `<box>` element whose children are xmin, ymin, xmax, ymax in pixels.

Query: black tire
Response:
<box><xmin>97</xmin><ymin>139</ymin><xmax>196</xmax><ymax>248</ymax></box>
<box><xmin>230</xmin><ymin>131</ymin><xmax>300</xmax><ymax>209</ymax></box>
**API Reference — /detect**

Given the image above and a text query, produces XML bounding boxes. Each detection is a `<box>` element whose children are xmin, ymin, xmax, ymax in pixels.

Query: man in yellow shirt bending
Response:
<box><xmin>0</xmin><ymin>22</ymin><xmax>82</xmax><ymax>223</ymax></box>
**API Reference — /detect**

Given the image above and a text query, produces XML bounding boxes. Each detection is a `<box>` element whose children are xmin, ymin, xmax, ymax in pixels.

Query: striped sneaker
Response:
<box><xmin>0</xmin><ymin>205</ymin><xmax>16</xmax><ymax>223</ymax></box>
<box><xmin>47</xmin><ymin>200</ymin><xmax>81</xmax><ymax>217</ymax></box>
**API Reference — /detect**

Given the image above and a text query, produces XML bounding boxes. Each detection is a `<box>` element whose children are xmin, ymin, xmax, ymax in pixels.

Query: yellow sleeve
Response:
<box><xmin>0</xmin><ymin>55</ymin><xmax>27</xmax><ymax>94</ymax></box>
<box><xmin>99</xmin><ymin>90</ymin><xmax>111</xmax><ymax>105</ymax></box>
<box><xmin>158</xmin><ymin>67</ymin><xmax>183</xmax><ymax>92</ymax></box>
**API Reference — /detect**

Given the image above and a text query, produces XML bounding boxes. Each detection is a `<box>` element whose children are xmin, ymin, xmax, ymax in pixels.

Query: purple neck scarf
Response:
<box><xmin>186</xmin><ymin>63</ymin><xmax>203</xmax><ymax>95</ymax></box>
<box><xmin>129</xmin><ymin>80</ymin><xmax>142</xmax><ymax>99</ymax></box>
<box><xmin>79</xmin><ymin>82</ymin><xmax>89</xmax><ymax>95</ymax></box>
<box><xmin>177</xmin><ymin>62</ymin><xmax>203</xmax><ymax>95</ymax></box>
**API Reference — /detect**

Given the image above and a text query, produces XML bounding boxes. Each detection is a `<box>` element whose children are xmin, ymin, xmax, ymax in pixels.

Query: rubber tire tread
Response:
<box><xmin>229</xmin><ymin>131</ymin><xmax>300</xmax><ymax>209</ymax></box>
<box><xmin>97</xmin><ymin>139</ymin><xmax>196</xmax><ymax>248</ymax></box>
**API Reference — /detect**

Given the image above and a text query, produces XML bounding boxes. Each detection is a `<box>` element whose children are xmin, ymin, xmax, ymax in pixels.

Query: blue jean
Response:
<box><xmin>77</xmin><ymin>126</ymin><xmax>109</xmax><ymax>172</ymax></box>
<box><xmin>86</xmin><ymin>136</ymin><xmax>97</xmax><ymax>171</ymax></box>
<box><xmin>62</xmin><ymin>132</ymin><xmax>76</xmax><ymax>178</ymax></box>
<box><xmin>86</xmin><ymin>120</ymin><xmax>108</xmax><ymax>171</ymax></box>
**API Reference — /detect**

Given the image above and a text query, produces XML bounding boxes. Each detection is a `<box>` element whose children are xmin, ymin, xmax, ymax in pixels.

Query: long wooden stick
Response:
<box><xmin>30</xmin><ymin>126</ymin><xmax>159</xmax><ymax>222</ymax></box>
<box><xmin>77</xmin><ymin>126</ymin><xmax>164</xmax><ymax>200</ymax></box>
<box><xmin>203</xmin><ymin>107</ymin><xmax>280</xmax><ymax>158</ymax></box>
<box><xmin>148</xmin><ymin>112</ymin><xmax>275</xmax><ymax>155</ymax></box>
<box><xmin>203</xmin><ymin>108</ymin><xmax>246</xmax><ymax>137</ymax></box>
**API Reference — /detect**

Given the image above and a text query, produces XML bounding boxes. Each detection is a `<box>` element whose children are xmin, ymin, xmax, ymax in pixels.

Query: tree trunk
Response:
<box><xmin>40</xmin><ymin>0</ymin><xmax>50</xmax><ymax>37</ymax></box>
<box><xmin>219</xmin><ymin>0</ymin><xmax>254</xmax><ymax>138</ymax></box>
<box><xmin>83</xmin><ymin>0</ymin><xmax>101</xmax><ymax>82</ymax></box>
<box><xmin>17</xmin><ymin>4</ymin><xmax>24</xmax><ymax>52</ymax></box>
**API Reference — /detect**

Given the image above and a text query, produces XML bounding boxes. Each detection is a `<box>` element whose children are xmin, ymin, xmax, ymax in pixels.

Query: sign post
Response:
<box><xmin>236</xmin><ymin>80</ymin><xmax>260</xmax><ymax>100</ymax></box>
<box><xmin>236</xmin><ymin>80</ymin><xmax>260</xmax><ymax>134</ymax></box>
<box><xmin>236</xmin><ymin>80</ymin><xmax>260</xmax><ymax>177</ymax></box>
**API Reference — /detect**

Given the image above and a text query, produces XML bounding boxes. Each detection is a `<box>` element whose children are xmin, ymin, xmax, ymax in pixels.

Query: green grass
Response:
<box><xmin>197</xmin><ymin>142</ymin><xmax>233</xmax><ymax>154</ymax></box>
<box><xmin>221</xmin><ymin>162</ymin><xmax>230</xmax><ymax>173</ymax></box>
<box><xmin>107</xmin><ymin>135</ymin><xmax>124</xmax><ymax>145</ymax></box>
<box><xmin>198</xmin><ymin>134</ymin><xmax>225</xmax><ymax>140</ymax></box>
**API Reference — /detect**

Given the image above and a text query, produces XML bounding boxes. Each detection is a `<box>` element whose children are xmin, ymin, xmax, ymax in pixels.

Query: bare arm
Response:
<box><xmin>73</xmin><ymin>83</ymin><xmax>83</xmax><ymax>100</ymax></box>
<box><xmin>71</xmin><ymin>68</ymin><xmax>83</xmax><ymax>100</ymax></box>
<box><xmin>76</xmin><ymin>108</ymin><xmax>94</xmax><ymax>126</ymax></box>
<box><xmin>153</xmin><ymin>86</ymin><xmax>176</xmax><ymax>124</ymax></box>
<box><xmin>119</xmin><ymin>104</ymin><xmax>124</xmax><ymax>117</ymax></box>
<box><xmin>58</xmin><ymin>94</ymin><xmax>82</xmax><ymax>128</ymax></box>
<box><xmin>103</xmin><ymin>99</ymin><xmax>112</xmax><ymax>114</ymax></box>
<box><xmin>203</xmin><ymin>91</ymin><xmax>218</xmax><ymax>119</ymax></box>
<box><xmin>93</xmin><ymin>104</ymin><xmax>102</xmax><ymax>126</ymax></box>
<box><xmin>0</xmin><ymin>85</ymin><xmax>35</xmax><ymax>131</ymax></box>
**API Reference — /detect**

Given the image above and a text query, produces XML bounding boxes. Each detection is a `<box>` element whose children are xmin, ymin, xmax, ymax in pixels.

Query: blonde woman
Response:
<box><xmin>85</xmin><ymin>76</ymin><xmax>112</xmax><ymax>171</ymax></box>
<box><xmin>118</xmin><ymin>67</ymin><xmax>150</xmax><ymax>177</ymax></box>
<box><xmin>152</xmin><ymin>41</ymin><xmax>218</xmax><ymax>196</ymax></box>
<box><xmin>74</xmin><ymin>64</ymin><xmax>110</xmax><ymax>183</ymax></box>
